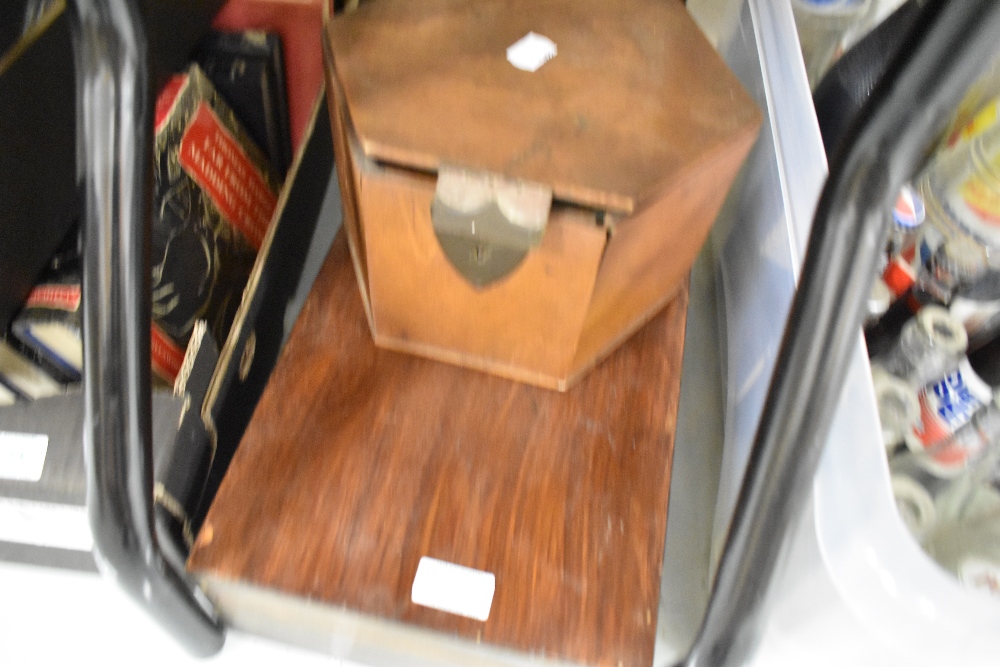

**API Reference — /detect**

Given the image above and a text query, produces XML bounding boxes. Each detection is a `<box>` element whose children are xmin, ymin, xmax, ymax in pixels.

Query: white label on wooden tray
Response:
<box><xmin>0</xmin><ymin>431</ymin><xmax>48</xmax><ymax>482</ymax></box>
<box><xmin>411</xmin><ymin>556</ymin><xmax>495</xmax><ymax>621</ymax></box>
<box><xmin>506</xmin><ymin>32</ymin><xmax>557</xmax><ymax>73</ymax></box>
<box><xmin>0</xmin><ymin>497</ymin><xmax>92</xmax><ymax>552</ymax></box>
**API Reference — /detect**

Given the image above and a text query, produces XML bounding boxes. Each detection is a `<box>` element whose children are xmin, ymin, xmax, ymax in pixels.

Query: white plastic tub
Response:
<box><xmin>704</xmin><ymin>1</ymin><xmax>1000</xmax><ymax>665</ymax></box>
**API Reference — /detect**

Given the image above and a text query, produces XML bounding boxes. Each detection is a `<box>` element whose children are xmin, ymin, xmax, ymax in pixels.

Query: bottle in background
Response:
<box><xmin>880</xmin><ymin>184</ymin><xmax>925</xmax><ymax>296</ymax></box>
<box><xmin>933</xmin><ymin>432</ymin><xmax>1000</xmax><ymax>524</ymax></box>
<box><xmin>926</xmin><ymin>509</ymin><xmax>1000</xmax><ymax>598</ymax></box>
<box><xmin>917</xmin><ymin>94</ymin><xmax>1000</xmax><ymax>261</ymax></box>
<box><xmin>918</xmin><ymin>235</ymin><xmax>991</xmax><ymax>305</ymax></box>
<box><xmin>872</xmin><ymin>365</ymin><xmax>920</xmax><ymax>450</ymax></box>
<box><xmin>868</xmin><ymin>234</ymin><xmax>991</xmax><ymax>358</ymax></box>
<box><xmin>887</xmin><ymin>184</ymin><xmax>926</xmax><ymax>261</ymax></box>
<box><xmin>866</xmin><ymin>277</ymin><xmax>893</xmax><ymax>328</ymax></box>
<box><xmin>875</xmin><ymin>304</ymin><xmax>967</xmax><ymax>388</ymax></box>
<box><xmin>905</xmin><ymin>358</ymin><xmax>999</xmax><ymax>476</ymax></box>
<box><xmin>949</xmin><ymin>271</ymin><xmax>1000</xmax><ymax>351</ymax></box>
<box><xmin>923</xmin><ymin>441</ymin><xmax>1000</xmax><ymax>598</ymax></box>
<box><xmin>890</xmin><ymin>403</ymin><xmax>1000</xmax><ymax>541</ymax></box>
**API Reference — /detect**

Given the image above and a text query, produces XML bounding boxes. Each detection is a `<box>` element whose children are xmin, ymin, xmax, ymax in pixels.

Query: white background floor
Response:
<box><xmin>0</xmin><ymin>562</ymin><xmax>361</xmax><ymax>666</ymax></box>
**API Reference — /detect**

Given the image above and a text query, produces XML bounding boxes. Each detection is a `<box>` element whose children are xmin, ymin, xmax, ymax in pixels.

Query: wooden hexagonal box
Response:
<box><xmin>323</xmin><ymin>0</ymin><xmax>760</xmax><ymax>390</ymax></box>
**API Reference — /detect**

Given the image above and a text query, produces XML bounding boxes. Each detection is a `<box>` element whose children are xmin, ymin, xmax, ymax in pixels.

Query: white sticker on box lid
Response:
<box><xmin>506</xmin><ymin>32</ymin><xmax>557</xmax><ymax>73</ymax></box>
<box><xmin>0</xmin><ymin>497</ymin><xmax>93</xmax><ymax>552</ymax></box>
<box><xmin>0</xmin><ymin>431</ymin><xmax>48</xmax><ymax>482</ymax></box>
<box><xmin>411</xmin><ymin>556</ymin><xmax>495</xmax><ymax>621</ymax></box>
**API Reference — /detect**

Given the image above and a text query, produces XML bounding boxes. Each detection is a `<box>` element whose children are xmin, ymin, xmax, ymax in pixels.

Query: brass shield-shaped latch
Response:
<box><xmin>431</xmin><ymin>167</ymin><xmax>552</xmax><ymax>288</ymax></box>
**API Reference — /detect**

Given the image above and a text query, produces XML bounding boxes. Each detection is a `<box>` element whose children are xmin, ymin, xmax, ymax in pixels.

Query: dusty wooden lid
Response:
<box><xmin>327</xmin><ymin>0</ymin><xmax>760</xmax><ymax>214</ymax></box>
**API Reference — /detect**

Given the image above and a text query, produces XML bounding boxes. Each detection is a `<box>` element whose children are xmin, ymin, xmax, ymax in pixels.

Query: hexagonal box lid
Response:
<box><xmin>327</xmin><ymin>0</ymin><xmax>759</xmax><ymax>216</ymax></box>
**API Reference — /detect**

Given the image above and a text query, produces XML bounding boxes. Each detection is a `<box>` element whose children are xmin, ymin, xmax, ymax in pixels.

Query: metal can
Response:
<box><xmin>906</xmin><ymin>360</ymin><xmax>999</xmax><ymax>476</ymax></box>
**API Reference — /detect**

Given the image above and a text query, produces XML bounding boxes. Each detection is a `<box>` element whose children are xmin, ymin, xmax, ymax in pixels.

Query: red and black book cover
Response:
<box><xmin>10</xmin><ymin>230</ymin><xmax>83</xmax><ymax>384</ymax></box>
<box><xmin>192</xmin><ymin>30</ymin><xmax>293</xmax><ymax>180</ymax></box>
<box><xmin>151</xmin><ymin>63</ymin><xmax>281</xmax><ymax>384</ymax></box>
<box><xmin>9</xmin><ymin>226</ymin><xmax>189</xmax><ymax>388</ymax></box>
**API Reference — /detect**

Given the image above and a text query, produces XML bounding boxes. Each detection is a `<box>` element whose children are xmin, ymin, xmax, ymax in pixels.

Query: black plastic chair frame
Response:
<box><xmin>72</xmin><ymin>0</ymin><xmax>224</xmax><ymax>656</ymax></box>
<box><xmin>70</xmin><ymin>0</ymin><xmax>1000</xmax><ymax>662</ymax></box>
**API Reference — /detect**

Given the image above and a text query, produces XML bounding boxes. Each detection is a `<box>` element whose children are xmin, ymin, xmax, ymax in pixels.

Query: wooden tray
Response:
<box><xmin>188</xmin><ymin>230</ymin><xmax>689</xmax><ymax>667</ymax></box>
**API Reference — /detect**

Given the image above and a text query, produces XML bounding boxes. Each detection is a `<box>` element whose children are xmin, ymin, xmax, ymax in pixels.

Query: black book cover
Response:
<box><xmin>193</xmin><ymin>30</ymin><xmax>293</xmax><ymax>180</ymax></box>
<box><xmin>193</xmin><ymin>94</ymin><xmax>334</xmax><ymax>533</ymax></box>
<box><xmin>154</xmin><ymin>320</ymin><xmax>218</xmax><ymax>573</ymax></box>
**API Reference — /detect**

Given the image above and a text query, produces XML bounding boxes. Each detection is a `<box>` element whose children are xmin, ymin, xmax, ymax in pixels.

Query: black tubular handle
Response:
<box><xmin>679</xmin><ymin>1</ymin><xmax>1000</xmax><ymax>666</ymax></box>
<box><xmin>72</xmin><ymin>0</ymin><xmax>225</xmax><ymax>656</ymax></box>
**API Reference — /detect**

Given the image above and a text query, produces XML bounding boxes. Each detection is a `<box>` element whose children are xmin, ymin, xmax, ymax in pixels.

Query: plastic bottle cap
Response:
<box><xmin>916</xmin><ymin>305</ymin><xmax>969</xmax><ymax>356</ymax></box>
<box><xmin>893</xmin><ymin>185</ymin><xmax>926</xmax><ymax>228</ymax></box>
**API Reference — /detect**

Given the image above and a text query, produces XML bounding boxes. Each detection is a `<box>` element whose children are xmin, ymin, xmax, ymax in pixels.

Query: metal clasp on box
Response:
<box><xmin>431</xmin><ymin>166</ymin><xmax>552</xmax><ymax>288</ymax></box>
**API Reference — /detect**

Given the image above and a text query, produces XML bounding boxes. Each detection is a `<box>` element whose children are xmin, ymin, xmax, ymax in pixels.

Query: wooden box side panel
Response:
<box><xmin>571</xmin><ymin>132</ymin><xmax>758</xmax><ymax>378</ymax></box>
<box><xmin>323</xmin><ymin>35</ymin><xmax>375</xmax><ymax>329</ymax></box>
<box><xmin>358</xmin><ymin>164</ymin><xmax>607</xmax><ymax>388</ymax></box>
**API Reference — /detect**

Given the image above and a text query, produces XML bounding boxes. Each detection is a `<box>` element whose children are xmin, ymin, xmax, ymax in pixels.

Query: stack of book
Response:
<box><xmin>1</xmin><ymin>18</ymin><xmax>301</xmax><ymax>576</ymax></box>
<box><xmin>2</xmin><ymin>28</ymin><xmax>291</xmax><ymax>402</ymax></box>
<box><xmin>1</xmin><ymin>228</ymin><xmax>81</xmax><ymax>403</ymax></box>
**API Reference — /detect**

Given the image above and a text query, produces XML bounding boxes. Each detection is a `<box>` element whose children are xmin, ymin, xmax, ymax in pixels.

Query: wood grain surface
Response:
<box><xmin>358</xmin><ymin>161</ymin><xmax>607</xmax><ymax>390</ymax></box>
<box><xmin>326</xmin><ymin>0</ymin><xmax>760</xmax><ymax>214</ymax></box>
<box><xmin>322</xmin><ymin>36</ymin><xmax>374</xmax><ymax>328</ymax></box>
<box><xmin>189</xmin><ymin>231</ymin><xmax>689</xmax><ymax>667</ymax></box>
<box><xmin>570</xmin><ymin>131</ymin><xmax>757</xmax><ymax>380</ymax></box>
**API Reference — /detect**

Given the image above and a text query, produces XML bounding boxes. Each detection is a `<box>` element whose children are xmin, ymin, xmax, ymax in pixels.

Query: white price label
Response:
<box><xmin>0</xmin><ymin>497</ymin><xmax>92</xmax><ymax>552</ymax></box>
<box><xmin>0</xmin><ymin>431</ymin><xmax>48</xmax><ymax>482</ymax></box>
<box><xmin>506</xmin><ymin>32</ymin><xmax>557</xmax><ymax>73</ymax></box>
<box><xmin>411</xmin><ymin>556</ymin><xmax>495</xmax><ymax>621</ymax></box>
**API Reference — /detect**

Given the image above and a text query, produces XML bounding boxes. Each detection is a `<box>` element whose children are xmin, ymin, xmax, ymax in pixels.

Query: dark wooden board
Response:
<box><xmin>189</xmin><ymin>230</ymin><xmax>688</xmax><ymax>667</ymax></box>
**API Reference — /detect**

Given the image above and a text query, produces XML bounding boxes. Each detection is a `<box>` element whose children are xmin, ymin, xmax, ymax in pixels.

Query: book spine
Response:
<box><xmin>193</xmin><ymin>30</ymin><xmax>293</xmax><ymax>179</ymax></box>
<box><xmin>0</xmin><ymin>337</ymin><xmax>66</xmax><ymax>400</ymax></box>
<box><xmin>10</xmin><ymin>279</ymin><xmax>83</xmax><ymax>382</ymax></box>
